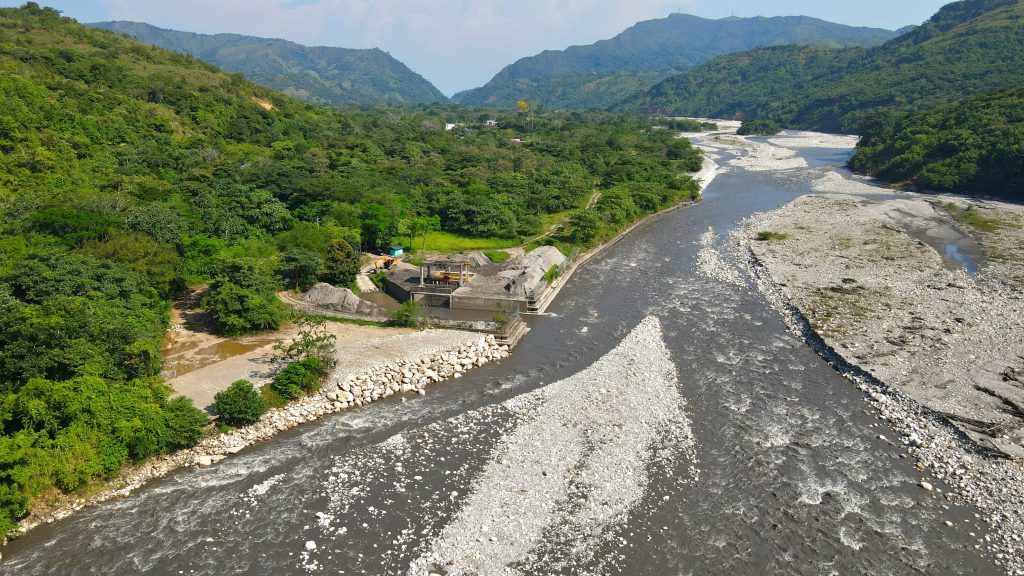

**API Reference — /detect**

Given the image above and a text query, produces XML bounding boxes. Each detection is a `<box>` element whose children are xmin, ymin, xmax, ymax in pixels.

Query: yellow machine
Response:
<box><xmin>372</xmin><ymin>256</ymin><xmax>398</xmax><ymax>272</ymax></box>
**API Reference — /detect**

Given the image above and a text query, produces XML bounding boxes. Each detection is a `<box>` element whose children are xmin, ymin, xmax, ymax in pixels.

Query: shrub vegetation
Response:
<box><xmin>737</xmin><ymin>119</ymin><xmax>782</xmax><ymax>136</ymax></box>
<box><xmin>212</xmin><ymin>380</ymin><xmax>268</xmax><ymax>426</ymax></box>
<box><xmin>849</xmin><ymin>89</ymin><xmax>1024</xmax><ymax>201</ymax></box>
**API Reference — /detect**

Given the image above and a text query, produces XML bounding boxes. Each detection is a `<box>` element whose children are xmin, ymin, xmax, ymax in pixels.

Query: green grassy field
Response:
<box><xmin>415</xmin><ymin>231</ymin><xmax>520</xmax><ymax>252</ymax></box>
<box><xmin>483</xmin><ymin>250</ymin><xmax>511</xmax><ymax>263</ymax></box>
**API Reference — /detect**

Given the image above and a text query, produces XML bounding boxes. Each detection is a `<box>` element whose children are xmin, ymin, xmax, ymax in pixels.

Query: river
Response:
<box><xmin>1</xmin><ymin>132</ymin><xmax>997</xmax><ymax>575</ymax></box>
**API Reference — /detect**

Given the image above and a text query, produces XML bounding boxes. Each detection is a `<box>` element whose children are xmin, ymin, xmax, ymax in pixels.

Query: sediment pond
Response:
<box><xmin>1</xmin><ymin>132</ymin><xmax>998</xmax><ymax>575</ymax></box>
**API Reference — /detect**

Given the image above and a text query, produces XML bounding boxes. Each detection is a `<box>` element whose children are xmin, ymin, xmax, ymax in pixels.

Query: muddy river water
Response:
<box><xmin>1</xmin><ymin>133</ymin><xmax>997</xmax><ymax>575</ymax></box>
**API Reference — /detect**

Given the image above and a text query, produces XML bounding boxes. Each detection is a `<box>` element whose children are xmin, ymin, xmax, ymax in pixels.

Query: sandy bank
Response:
<box><xmin>166</xmin><ymin>321</ymin><xmax>416</xmax><ymax>409</ymax></box>
<box><xmin>738</xmin><ymin>192</ymin><xmax>1024</xmax><ymax>454</ymax></box>
<box><xmin>768</xmin><ymin>131</ymin><xmax>860</xmax><ymax>149</ymax></box>
<box><xmin>699</xmin><ymin>133</ymin><xmax>808</xmax><ymax>171</ymax></box>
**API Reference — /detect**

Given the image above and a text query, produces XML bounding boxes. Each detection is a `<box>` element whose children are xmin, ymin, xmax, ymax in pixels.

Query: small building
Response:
<box><xmin>384</xmin><ymin>247</ymin><xmax>567</xmax><ymax>314</ymax></box>
<box><xmin>388</xmin><ymin>245</ymin><xmax>404</xmax><ymax>257</ymax></box>
<box><xmin>484</xmin><ymin>119</ymin><xmax>499</xmax><ymax>128</ymax></box>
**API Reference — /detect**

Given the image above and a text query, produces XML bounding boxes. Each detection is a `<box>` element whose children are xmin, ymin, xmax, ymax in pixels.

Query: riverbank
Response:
<box><xmin>7</xmin><ymin>127</ymin><xmax>722</xmax><ymax>547</ymax></box>
<box><xmin>12</xmin><ymin>328</ymin><xmax>507</xmax><ymax>540</ymax></box>
<box><xmin>734</xmin><ymin>184</ymin><xmax>1024</xmax><ymax>574</ymax></box>
<box><xmin>536</xmin><ymin>149</ymin><xmax>721</xmax><ymax>314</ymax></box>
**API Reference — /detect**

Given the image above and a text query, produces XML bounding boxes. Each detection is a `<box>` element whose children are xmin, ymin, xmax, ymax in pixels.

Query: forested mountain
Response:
<box><xmin>0</xmin><ymin>4</ymin><xmax>703</xmax><ymax>532</ymax></box>
<box><xmin>90</xmin><ymin>21</ymin><xmax>447</xmax><ymax>106</ymax></box>
<box><xmin>622</xmin><ymin>0</ymin><xmax>1024</xmax><ymax>133</ymax></box>
<box><xmin>849</xmin><ymin>89</ymin><xmax>1024</xmax><ymax>201</ymax></box>
<box><xmin>453</xmin><ymin>13</ymin><xmax>897</xmax><ymax>110</ymax></box>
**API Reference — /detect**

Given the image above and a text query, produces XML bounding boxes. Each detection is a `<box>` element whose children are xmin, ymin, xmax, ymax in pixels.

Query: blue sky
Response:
<box><xmin>2</xmin><ymin>1</ymin><xmax>952</xmax><ymax>95</ymax></box>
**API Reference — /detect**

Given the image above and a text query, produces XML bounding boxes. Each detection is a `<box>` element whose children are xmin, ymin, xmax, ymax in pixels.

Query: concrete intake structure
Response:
<box><xmin>385</xmin><ymin>246</ymin><xmax>567</xmax><ymax>313</ymax></box>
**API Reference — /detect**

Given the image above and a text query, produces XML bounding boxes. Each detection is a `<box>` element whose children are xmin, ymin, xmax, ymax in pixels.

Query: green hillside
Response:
<box><xmin>453</xmin><ymin>13</ymin><xmax>897</xmax><ymax>110</ymax></box>
<box><xmin>90</xmin><ymin>21</ymin><xmax>448</xmax><ymax>106</ymax></box>
<box><xmin>849</xmin><ymin>89</ymin><xmax>1024</xmax><ymax>201</ymax></box>
<box><xmin>0</xmin><ymin>4</ymin><xmax>705</xmax><ymax>532</ymax></box>
<box><xmin>622</xmin><ymin>0</ymin><xmax>1024</xmax><ymax>133</ymax></box>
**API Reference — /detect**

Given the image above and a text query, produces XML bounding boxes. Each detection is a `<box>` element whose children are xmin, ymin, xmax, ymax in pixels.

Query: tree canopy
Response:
<box><xmin>0</xmin><ymin>3</ymin><xmax>707</xmax><ymax>533</ymax></box>
<box><xmin>621</xmin><ymin>0</ymin><xmax>1024</xmax><ymax>134</ymax></box>
<box><xmin>849</xmin><ymin>88</ymin><xmax>1024</xmax><ymax>201</ymax></box>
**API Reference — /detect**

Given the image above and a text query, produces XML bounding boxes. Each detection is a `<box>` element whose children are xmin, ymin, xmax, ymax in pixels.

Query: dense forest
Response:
<box><xmin>454</xmin><ymin>13</ymin><xmax>896</xmax><ymax>110</ymax></box>
<box><xmin>621</xmin><ymin>0</ymin><xmax>1024</xmax><ymax>133</ymax></box>
<box><xmin>0</xmin><ymin>4</ymin><xmax>703</xmax><ymax>533</ymax></box>
<box><xmin>90</xmin><ymin>21</ymin><xmax>449</xmax><ymax>106</ymax></box>
<box><xmin>849</xmin><ymin>89</ymin><xmax>1024</xmax><ymax>201</ymax></box>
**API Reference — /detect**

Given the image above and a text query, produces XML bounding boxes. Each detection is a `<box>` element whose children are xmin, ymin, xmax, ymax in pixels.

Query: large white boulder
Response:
<box><xmin>303</xmin><ymin>283</ymin><xmax>386</xmax><ymax>316</ymax></box>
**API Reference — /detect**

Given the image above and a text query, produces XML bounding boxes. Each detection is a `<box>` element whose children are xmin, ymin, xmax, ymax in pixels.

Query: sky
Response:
<box><xmin>2</xmin><ymin>1</ymin><xmax>953</xmax><ymax>95</ymax></box>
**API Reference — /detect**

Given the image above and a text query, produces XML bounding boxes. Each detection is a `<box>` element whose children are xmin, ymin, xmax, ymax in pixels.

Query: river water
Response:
<box><xmin>1</xmin><ymin>133</ymin><xmax>997</xmax><ymax>575</ymax></box>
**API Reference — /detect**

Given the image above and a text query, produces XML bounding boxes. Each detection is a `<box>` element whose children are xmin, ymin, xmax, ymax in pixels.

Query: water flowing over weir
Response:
<box><xmin>2</xmin><ymin>133</ymin><xmax>998</xmax><ymax>575</ymax></box>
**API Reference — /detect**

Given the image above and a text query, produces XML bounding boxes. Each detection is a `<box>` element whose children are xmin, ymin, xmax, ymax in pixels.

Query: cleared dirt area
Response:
<box><xmin>162</xmin><ymin>290</ymin><xmax>416</xmax><ymax>410</ymax></box>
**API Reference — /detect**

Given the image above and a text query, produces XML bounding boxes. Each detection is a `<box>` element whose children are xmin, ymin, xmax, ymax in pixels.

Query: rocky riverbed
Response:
<box><xmin>3</xmin><ymin>127</ymin><xmax>1008</xmax><ymax>576</ymax></box>
<box><xmin>407</xmin><ymin>316</ymin><xmax>697</xmax><ymax>575</ymax></box>
<box><xmin>733</xmin><ymin>184</ymin><xmax>1024</xmax><ymax>575</ymax></box>
<box><xmin>16</xmin><ymin>330</ymin><xmax>508</xmax><ymax>537</ymax></box>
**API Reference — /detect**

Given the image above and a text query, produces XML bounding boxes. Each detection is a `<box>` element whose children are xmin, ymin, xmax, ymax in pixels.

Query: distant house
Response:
<box><xmin>445</xmin><ymin>123</ymin><xmax>459</xmax><ymax>131</ymax></box>
<box><xmin>388</xmin><ymin>245</ymin><xmax>405</xmax><ymax>257</ymax></box>
<box><xmin>484</xmin><ymin>119</ymin><xmax>499</xmax><ymax>128</ymax></box>
<box><xmin>510</xmin><ymin>138</ymin><xmax>523</xmax><ymax>144</ymax></box>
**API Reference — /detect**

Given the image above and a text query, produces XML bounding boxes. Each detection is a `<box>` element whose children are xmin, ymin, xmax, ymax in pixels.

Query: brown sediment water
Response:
<box><xmin>162</xmin><ymin>338</ymin><xmax>279</xmax><ymax>379</ymax></box>
<box><xmin>357</xmin><ymin>290</ymin><xmax>402</xmax><ymax>311</ymax></box>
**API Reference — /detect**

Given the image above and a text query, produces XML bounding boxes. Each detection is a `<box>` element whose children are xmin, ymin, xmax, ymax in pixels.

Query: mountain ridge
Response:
<box><xmin>90</xmin><ymin>20</ymin><xmax>448</xmax><ymax>106</ymax></box>
<box><xmin>619</xmin><ymin>0</ymin><xmax>1024</xmax><ymax>132</ymax></box>
<box><xmin>454</xmin><ymin>13</ymin><xmax>899</xmax><ymax>109</ymax></box>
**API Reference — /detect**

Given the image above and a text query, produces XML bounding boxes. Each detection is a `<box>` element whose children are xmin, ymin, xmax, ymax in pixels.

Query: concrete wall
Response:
<box><xmin>450</xmin><ymin>294</ymin><xmax>529</xmax><ymax>313</ymax></box>
<box><xmin>412</xmin><ymin>293</ymin><xmax>452</xmax><ymax>308</ymax></box>
<box><xmin>384</xmin><ymin>277</ymin><xmax>411</xmax><ymax>302</ymax></box>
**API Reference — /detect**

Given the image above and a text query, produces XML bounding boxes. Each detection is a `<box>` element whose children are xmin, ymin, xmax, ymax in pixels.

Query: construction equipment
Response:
<box><xmin>372</xmin><ymin>255</ymin><xmax>398</xmax><ymax>272</ymax></box>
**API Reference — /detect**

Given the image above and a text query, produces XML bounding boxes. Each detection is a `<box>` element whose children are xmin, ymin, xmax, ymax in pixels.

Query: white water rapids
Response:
<box><xmin>406</xmin><ymin>316</ymin><xmax>697</xmax><ymax>574</ymax></box>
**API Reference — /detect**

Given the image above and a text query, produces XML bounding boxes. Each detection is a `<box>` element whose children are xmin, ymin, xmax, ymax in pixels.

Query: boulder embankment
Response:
<box><xmin>17</xmin><ymin>331</ymin><xmax>508</xmax><ymax>536</ymax></box>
